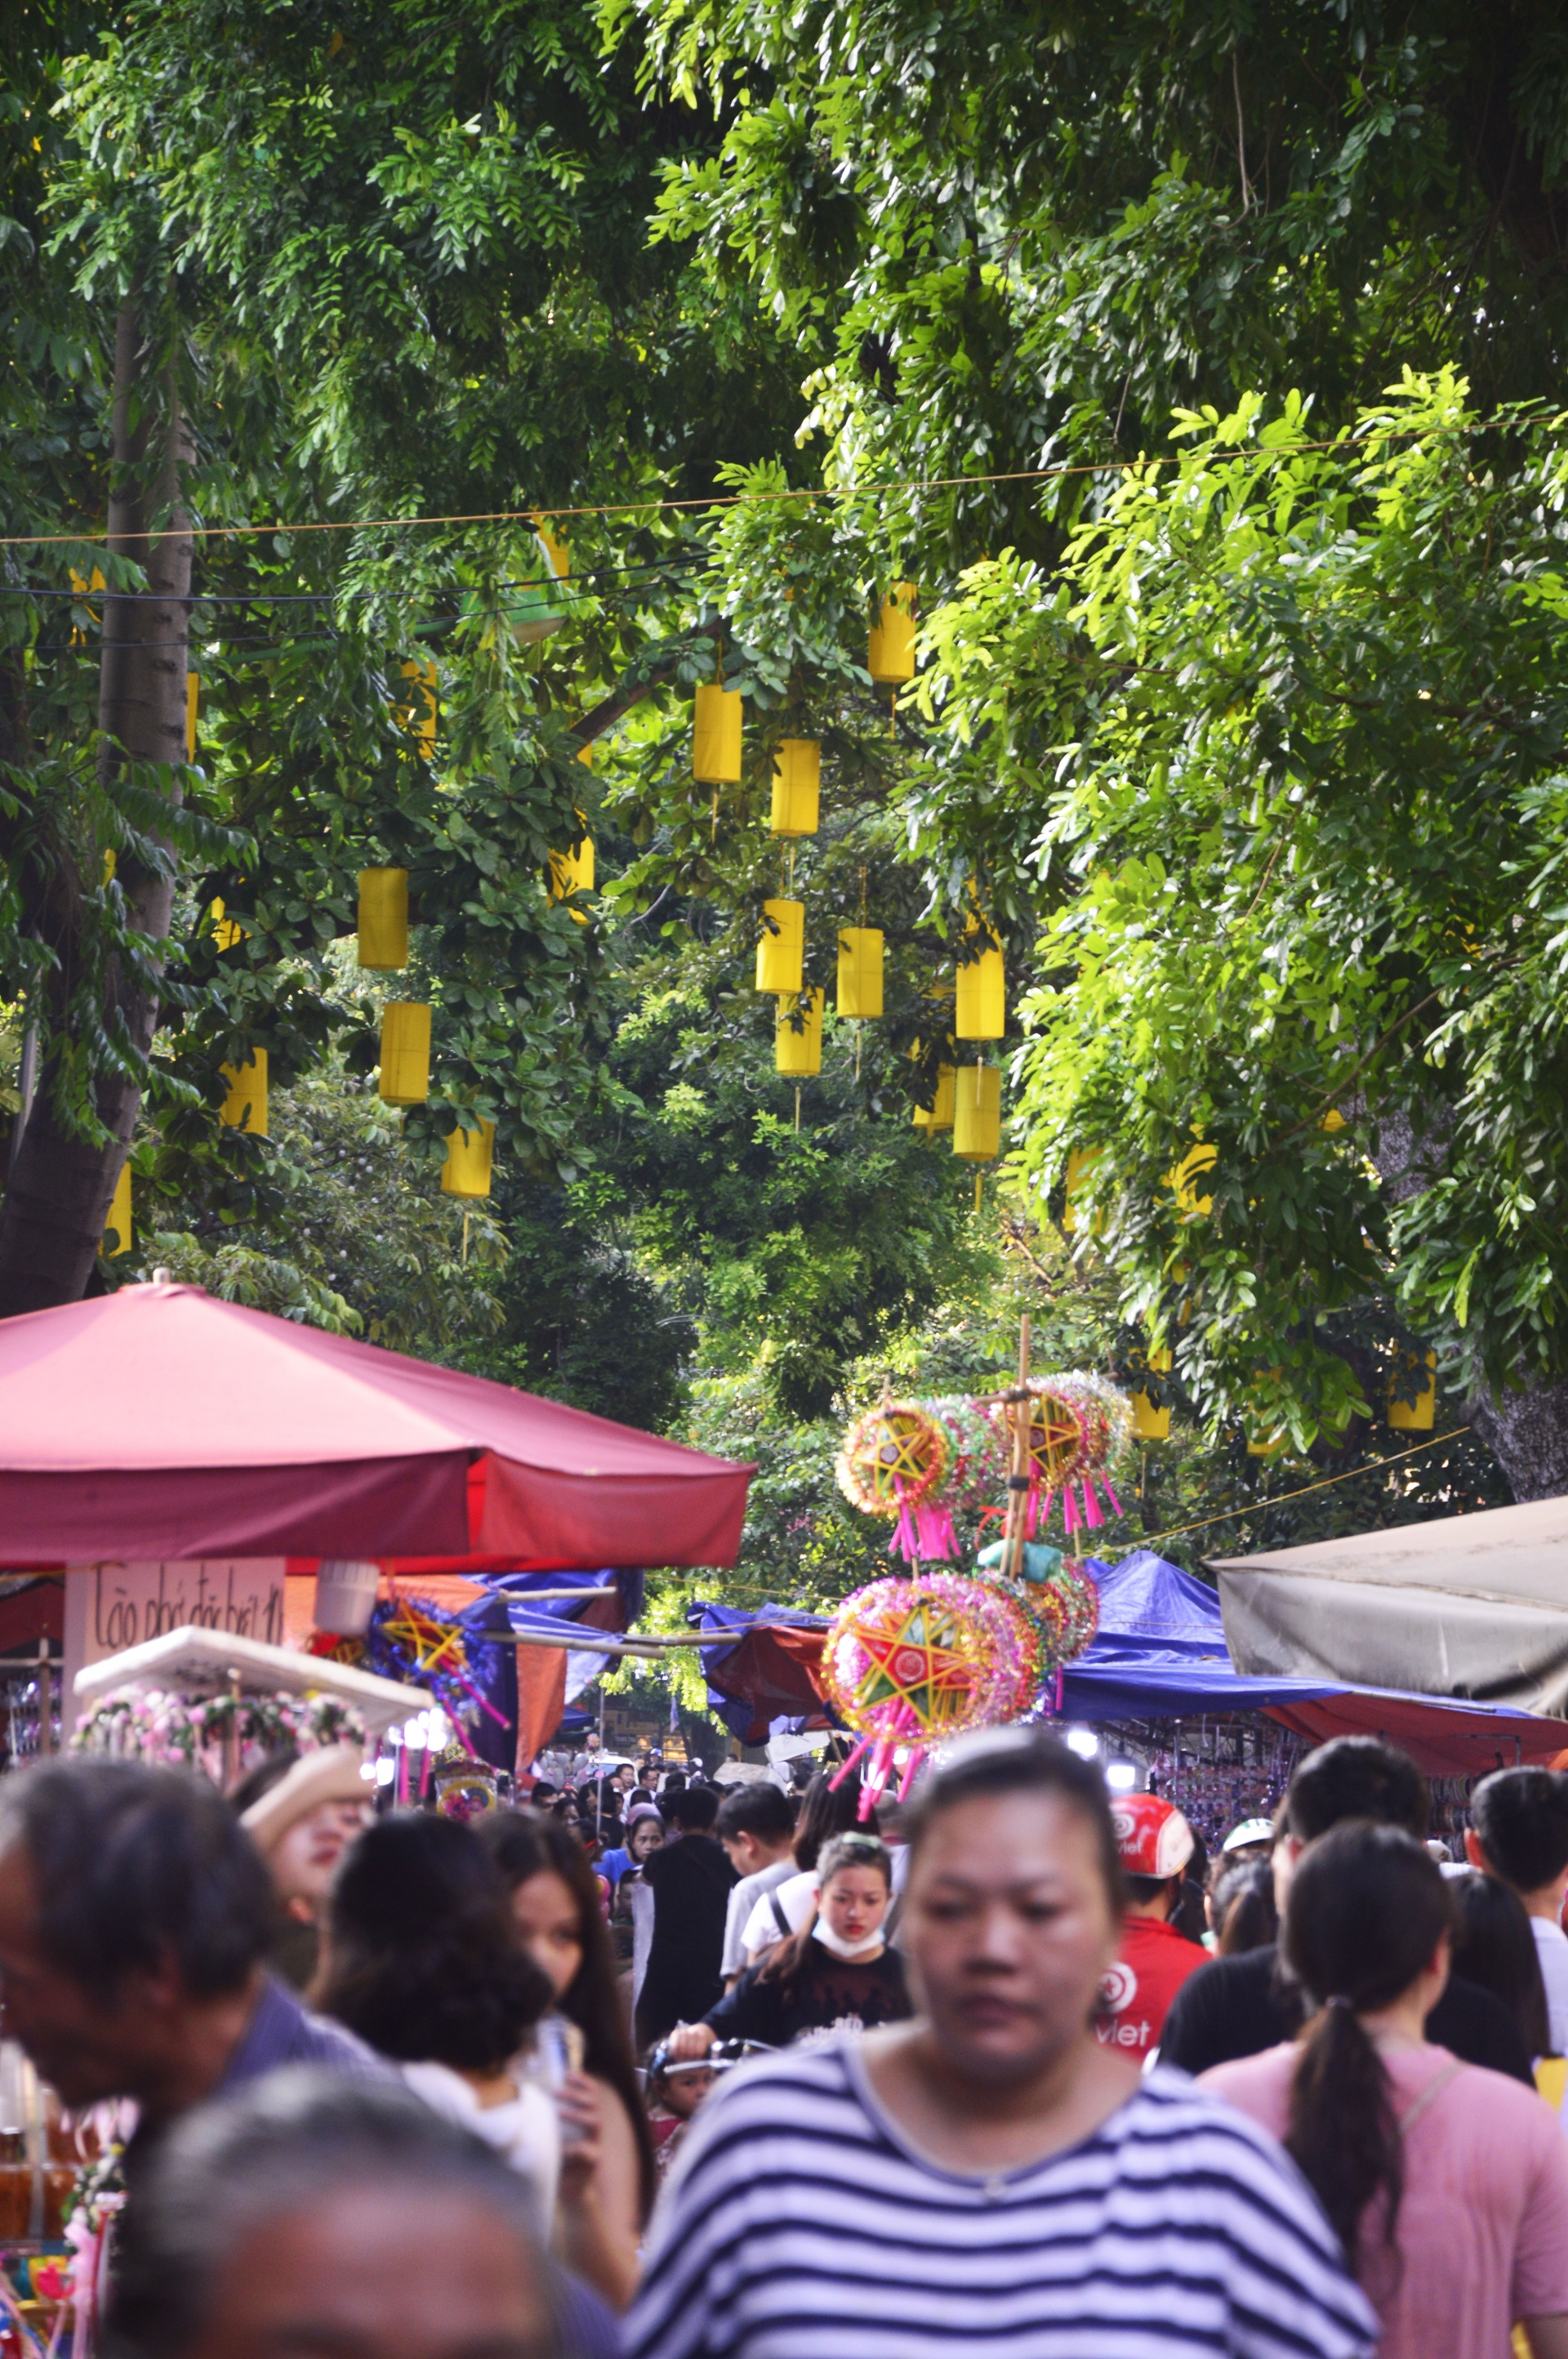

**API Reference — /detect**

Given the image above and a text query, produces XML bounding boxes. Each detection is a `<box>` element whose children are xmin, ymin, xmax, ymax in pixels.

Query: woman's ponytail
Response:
<box><xmin>1281</xmin><ymin>1820</ymin><xmax>1454</xmax><ymax>2267</ymax></box>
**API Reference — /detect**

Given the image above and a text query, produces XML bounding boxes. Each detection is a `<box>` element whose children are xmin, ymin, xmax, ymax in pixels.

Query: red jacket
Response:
<box><xmin>1096</xmin><ymin>1914</ymin><xmax>1205</xmax><ymax>2057</ymax></box>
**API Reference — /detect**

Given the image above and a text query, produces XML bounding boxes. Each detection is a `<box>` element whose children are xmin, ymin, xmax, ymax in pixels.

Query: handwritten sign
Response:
<box><xmin>64</xmin><ymin>1561</ymin><xmax>288</xmax><ymax>1715</ymax></box>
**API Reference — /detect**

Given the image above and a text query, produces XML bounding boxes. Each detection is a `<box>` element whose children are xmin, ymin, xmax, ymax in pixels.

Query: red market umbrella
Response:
<box><xmin>0</xmin><ymin>1281</ymin><xmax>752</xmax><ymax>1565</ymax></box>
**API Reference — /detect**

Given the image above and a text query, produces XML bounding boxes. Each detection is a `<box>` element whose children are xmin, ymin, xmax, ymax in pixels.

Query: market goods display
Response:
<box><xmin>70</xmin><ymin>1686</ymin><xmax>363</xmax><ymax>1779</ymax></box>
<box><xmin>309</xmin><ymin>1594</ymin><xmax>509</xmax><ymax>1760</ymax></box>
<box><xmin>819</xmin><ymin>1572</ymin><xmax>1042</xmax><ymax>1813</ymax></box>
<box><xmin>991</xmin><ymin>1371</ymin><xmax>1130</xmax><ymax>1540</ymax></box>
<box><xmin>834</xmin><ymin>1399</ymin><xmax>949</xmax><ymax>1563</ymax></box>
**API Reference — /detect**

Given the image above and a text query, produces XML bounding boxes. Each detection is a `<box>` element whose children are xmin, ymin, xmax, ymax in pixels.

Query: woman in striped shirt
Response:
<box><xmin>626</xmin><ymin>1728</ymin><xmax>1377</xmax><ymax>2359</ymax></box>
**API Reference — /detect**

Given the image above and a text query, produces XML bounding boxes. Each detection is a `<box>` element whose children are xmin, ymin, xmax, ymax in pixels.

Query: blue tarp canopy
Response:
<box><xmin>691</xmin><ymin>1551</ymin><xmax>1566</xmax><ymax>1773</ymax></box>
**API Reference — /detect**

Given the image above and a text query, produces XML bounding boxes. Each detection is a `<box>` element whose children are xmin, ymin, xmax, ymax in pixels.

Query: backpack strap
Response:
<box><xmin>770</xmin><ymin>1889</ymin><xmax>792</xmax><ymax>1940</ymax></box>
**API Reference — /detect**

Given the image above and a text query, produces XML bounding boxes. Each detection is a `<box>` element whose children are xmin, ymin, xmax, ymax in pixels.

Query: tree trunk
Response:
<box><xmin>1464</xmin><ymin>1380</ymin><xmax>1568</xmax><ymax>1503</ymax></box>
<box><xmin>0</xmin><ymin>296</ymin><xmax>191</xmax><ymax>1316</ymax></box>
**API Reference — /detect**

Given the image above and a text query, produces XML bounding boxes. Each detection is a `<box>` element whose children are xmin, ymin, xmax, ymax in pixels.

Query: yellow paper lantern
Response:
<box><xmin>770</xmin><ymin>740</ymin><xmax>820</xmax><ymax>837</ymax></box>
<box><xmin>547</xmin><ymin>818</ymin><xmax>595</xmax><ymax>922</ymax></box>
<box><xmin>399</xmin><ymin>660</ymin><xmax>438</xmax><ymax>755</ymax></box>
<box><xmin>693</xmin><ymin>681</ymin><xmax>742</xmax><ymax>785</ymax></box>
<box><xmin>1388</xmin><ymin>1348</ymin><xmax>1437</xmax><ymax>1432</ymax></box>
<box><xmin>756</xmin><ymin>899</ymin><xmax>804</xmax><ymax>995</ymax></box>
<box><xmin>775</xmin><ymin>989</ymin><xmax>824</xmax><ymax>1077</ymax></box>
<box><xmin>220</xmin><ymin>1050</ymin><xmax>268</xmax><ymax>1136</ymax></box>
<box><xmin>837</xmin><ymin>928</ymin><xmax>884</xmax><ymax>1019</ymax></box>
<box><xmin>956</xmin><ymin>941</ymin><xmax>1004</xmax><ymax>1040</ymax></box>
<box><xmin>1062</xmin><ymin>1147</ymin><xmax>1103</xmax><ymax>1236</ymax></box>
<box><xmin>912</xmin><ymin>1064</ymin><xmax>956</xmax><ymax>1132</ymax></box>
<box><xmin>211</xmin><ymin>898</ymin><xmax>247</xmax><ymax>953</ymax></box>
<box><xmin>379</xmin><ymin>1004</ymin><xmax>431</xmax><ymax>1107</ymax></box>
<box><xmin>185</xmin><ymin>672</ymin><xmax>199</xmax><ymax>762</ymax></box>
<box><xmin>1130</xmin><ymin>1344</ymin><xmax>1173</xmax><ymax>1440</ymax></box>
<box><xmin>1169</xmin><ymin>1143</ymin><xmax>1217</xmax><ymax>1214</ymax></box>
<box><xmin>442</xmin><ymin>1119</ymin><xmax>495</xmax><ymax>1198</ymax></box>
<box><xmin>359</xmin><ymin>868</ymin><xmax>409</xmax><ymax>970</ymax></box>
<box><xmin>952</xmin><ymin>1064</ymin><xmax>1000</xmax><ymax>1162</ymax></box>
<box><xmin>103</xmin><ymin>1162</ymin><xmax>131</xmax><ymax>1259</ymax></box>
<box><xmin>868</xmin><ymin>581</ymin><xmax>918</xmax><ymax>685</ymax></box>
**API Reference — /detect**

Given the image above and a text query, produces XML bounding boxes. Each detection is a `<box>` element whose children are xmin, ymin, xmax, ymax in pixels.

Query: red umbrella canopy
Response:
<box><xmin>0</xmin><ymin>1282</ymin><xmax>752</xmax><ymax>1566</ymax></box>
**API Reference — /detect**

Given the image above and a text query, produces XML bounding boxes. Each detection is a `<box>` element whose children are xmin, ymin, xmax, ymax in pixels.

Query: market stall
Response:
<box><xmin>1211</xmin><ymin>1494</ymin><xmax>1568</xmax><ymax>1716</ymax></box>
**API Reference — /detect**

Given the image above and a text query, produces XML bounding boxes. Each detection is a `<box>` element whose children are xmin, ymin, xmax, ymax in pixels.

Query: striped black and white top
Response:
<box><xmin>624</xmin><ymin>2040</ymin><xmax>1378</xmax><ymax>2359</ymax></box>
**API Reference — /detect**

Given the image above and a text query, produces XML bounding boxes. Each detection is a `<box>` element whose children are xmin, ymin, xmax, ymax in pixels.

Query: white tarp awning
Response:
<box><xmin>1210</xmin><ymin>1496</ymin><xmax>1568</xmax><ymax>1719</ymax></box>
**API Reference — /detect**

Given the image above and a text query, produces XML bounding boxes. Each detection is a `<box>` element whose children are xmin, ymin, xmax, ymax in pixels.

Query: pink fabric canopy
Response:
<box><xmin>0</xmin><ymin>1282</ymin><xmax>752</xmax><ymax>1566</ymax></box>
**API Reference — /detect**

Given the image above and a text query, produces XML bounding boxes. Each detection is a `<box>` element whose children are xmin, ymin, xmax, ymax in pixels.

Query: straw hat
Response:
<box><xmin>239</xmin><ymin>1746</ymin><xmax>370</xmax><ymax>1855</ymax></box>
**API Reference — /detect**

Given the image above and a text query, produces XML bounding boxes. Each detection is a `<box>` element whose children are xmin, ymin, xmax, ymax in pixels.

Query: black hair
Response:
<box><xmin>1282</xmin><ymin>1820</ymin><xmax>1455</xmax><ymax>2267</ymax></box>
<box><xmin>0</xmin><ymin>1759</ymin><xmax>274</xmax><ymax>2004</ymax></box>
<box><xmin>1450</xmin><ymin>1867</ymin><xmax>1552</xmax><ymax>2058</ymax></box>
<box><xmin>101</xmin><ymin>2067</ymin><xmax>557</xmax><ymax>2359</ymax></box>
<box><xmin>906</xmin><ymin>1729</ymin><xmax>1125</xmax><ymax>1917</ymax></box>
<box><xmin>664</xmin><ymin>1784</ymin><xmax>718</xmax><ymax>1832</ymax></box>
<box><xmin>477</xmin><ymin>1813</ymin><xmax>657</xmax><ymax>2220</ymax></box>
<box><xmin>1472</xmin><ymin>1767</ymin><xmax>1568</xmax><ymax>1897</ymax></box>
<box><xmin>1211</xmin><ymin>1858</ymin><xmax>1278</xmax><ymax>1956</ymax></box>
<box><xmin>1124</xmin><ymin>1870</ymin><xmax>1182</xmax><ymax>1910</ymax></box>
<box><xmin>791</xmin><ymin>1771</ymin><xmax>880</xmax><ymax>1871</ymax></box>
<box><xmin>715</xmin><ymin>1782</ymin><xmax>796</xmax><ymax>1844</ymax></box>
<box><xmin>314</xmin><ymin>1813</ymin><xmax>550</xmax><ymax>2075</ymax></box>
<box><xmin>529</xmin><ymin>1781</ymin><xmax>559</xmax><ymax>1805</ymax></box>
<box><xmin>1285</xmin><ymin>1737</ymin><xmax>1428</xmax><ymax>1844</ymax></box>
<box><xmin>759</xmin><ymin>1833</ymin><xmax>893</xmax><ymax>1996</ymax></box>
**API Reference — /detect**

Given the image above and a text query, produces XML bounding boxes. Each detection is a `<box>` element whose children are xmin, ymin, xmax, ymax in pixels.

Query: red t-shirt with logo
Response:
<box><xmin>1096</xmin><ymin>1915</ymin><xmax>1206</xmax><ymax>2058</ymax></box>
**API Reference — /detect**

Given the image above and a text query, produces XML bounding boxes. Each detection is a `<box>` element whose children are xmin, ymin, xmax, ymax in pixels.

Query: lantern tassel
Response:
<box><xmin>829</xmin><ymin>1735</ymin><xmax>873</xmax><ymax>1792</ymax></box>
<box><xmin>1080</xmin><ymin>1477</ymin><xmax>1104</xmax><ymax>1531</ymax></box>
<box><xmin>915</xmin><ymin>1501</ymin><xmax>957</xmax><ymax>1562</ymax></box>
<box><xmin>1102</xmin><ymin>1475</ymin><xmax>1125</xmax><ymax>1518</ymax></box>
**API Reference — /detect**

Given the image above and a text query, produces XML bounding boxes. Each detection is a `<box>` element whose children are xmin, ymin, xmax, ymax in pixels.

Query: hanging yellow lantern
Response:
<box><xmin>185</xmin><ymin>672</ymin><xmax>199</xmax><ymax>762</ymax></box>
<box><xmin>1388</xmin><ymin>1348</ymin><xmax>1437</xmax><ymax>1432</ymax></box>
<box><xmin>547</xmin><ymin>818</ymin><xmax>595</xmax><ymax>923</ymax></box>
<box><xmin>359</xmin><ymin>869</ymin><xmax>409</xmax><ymax>970</ymax></box>
<box><xmin>1169</xmin><ymin>1142</ymin><xmax>1217</xmax><ymax>1214</ymax></box>
<box><xmin>693</xmin><ymin>681</ymin><xmax>742</xmax><ymax>785</ymax></box>
<box><xmin>868</xmin><ymin>581</ymin><xmax>918</xmax><ymax>685</ymax></box>
<box><xmin>211</xmin><ymin>898</ymin><xmax>247</xmax><ymax>953</ymax></box>
<box><xmin>379</xmin><ymin>1004</ymin><xmax>431</xmax><ymax>1107</ymax></box>
<box><xmin>441</xmin><ymin>1119</ymin><xmax>495</xmax><ymax>1198</ymax></box>
<box><xmin>577</xmin><ymin>740</ymin><xmax>593</xmax><ymax>769</ymax></box>
<box><xmin>1130</xmin><ymin>1344</ymin><xmax>1173</xmax><ymax>1441</ymax></box>
<box><xmin>770</xmin><ymin>740</ymin><xmax>820</xmax><ymax>836</ymax></box>
<box><xmin>756</xmin><ymin>899</ymin><xmax>804</xmax><ymax>995</ymax></box>
<box><xmin>1062</xmin><ymin>1147</ymin><xmax>1103</xmax><ymax>1236</ymax></box>
<box><xmin>399</xmin><ymin>661</ymin><xmax>438</xmax><ymax>756</ymax></box>
<box><xmin>836</xmin><ymin>928</ymin><xmax>884</xmax><ymax>1019</ymax></box>
<box><xmin>219</xmin><ymin>1050</ymin><xmax>268</xmax><ymax>1136</ymax></box>
<box><xmin>912</xmin><ymin>1064</ymin><xmax>956</xmax><ymax>1132</ymax></box>
<box><xmin>956</xmin><ymin>935</ymin><xmax>1004</xmax><ymax>1040</ymax></box>
<box><xmin>103</xmin><ymin>1162</ymin><xmax>131</xmax><ymax>1258</ymax></box>
<box><xmin>952</xmin><ymin>1065</ymin><xmax>1000</xmax><ymax>1162</ymax></box>
<box><xmin>775</xmin><ymin>989</ymin><xmax>824</xmax><ymax>1077</ymax></box>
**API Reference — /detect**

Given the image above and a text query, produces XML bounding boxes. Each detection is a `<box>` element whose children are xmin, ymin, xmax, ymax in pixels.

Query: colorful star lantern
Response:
<box><xmin>990</xmin><ymin>1374</ymin><xmax>1133</xmax><ymax>1540</ymax></box>
<box><xmin>907</xmin><ymin>1396</ymin><xmax>1011</xmax><ymax>1562</ymax></box>
<box><xmin>835</xmin><ymin>1400</ymin><xmax>950</xmax><ymax>1563</ymax></box>
<box><xmin>309</xmin><ymin>1596</ymin><xmax>508</xmax><ymax>1760</ymax></box>
<box><xmin>975</xmin><ymin>1538</ymin><xmax>1100</xmax><ymax>1711</ymax></box>
<box><xmin>821</xmin><ymin>1572</ymin><xmax>1042</xmax><ymax>1813</ymax></box>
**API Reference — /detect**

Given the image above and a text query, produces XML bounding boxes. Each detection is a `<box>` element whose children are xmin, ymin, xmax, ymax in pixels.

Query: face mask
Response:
<box><xmin>813</xmin><ymin>1918</ymin><xmax>885</xmax><ymax>1962</ymax></box>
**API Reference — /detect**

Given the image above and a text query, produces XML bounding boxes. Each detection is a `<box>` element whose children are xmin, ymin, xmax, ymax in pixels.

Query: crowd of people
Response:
<box><xmin>5</xmin><ymin>1727</ymin><xmax>1568</xmax><ymax>2353</ymax></box>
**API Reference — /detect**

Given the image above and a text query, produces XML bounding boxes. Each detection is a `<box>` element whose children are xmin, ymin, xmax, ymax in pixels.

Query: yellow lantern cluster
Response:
<box><xmin>379</xmin><ymin>1004</ymin><xmax>430</xmax><ymax>1108</ymax></box>
<box><xmin>756</xmin><ymin>899</ymin><xmax>804</xmax><ymax>997</ymax></box>
<box><xmin>398</xmin><ymin>660</ymin><xmax>438</xmax><ymax>756</ymax></box>
<box><xmin>951</xmin><ymin>1065</ymin><xmax>1000</xmax><ymax>1162</ymax></box>
<box><xmin>359</xmin><ymin>868</ymin><xmax>409</xmax><ymax>970</ymax></box>
<box><xmin>837</xmin><ymin>928</ymin><xmax>883</xmax><ymax>1018</ymax></box>
<box><xmin>911</xmin><ymin>1058</ymin><xmax>956</xmax><ymax>1132</ymax></box>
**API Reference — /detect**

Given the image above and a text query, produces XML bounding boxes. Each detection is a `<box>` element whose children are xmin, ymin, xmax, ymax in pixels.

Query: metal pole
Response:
<box><xmin>36</xmin><ymin>1640</ymin><xmax>51</xmax><ymax>1755</ymax></box>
